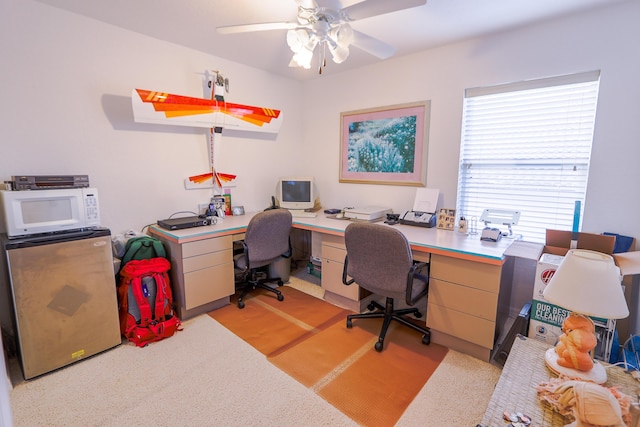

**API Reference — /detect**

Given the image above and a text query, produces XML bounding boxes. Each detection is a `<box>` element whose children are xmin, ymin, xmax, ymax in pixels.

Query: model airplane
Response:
<box><xmin>131</xmin><ymin>88</ymin><xmax>282</xmax><ymax>133</ymax></box>
<box><xmin>132</xmin><ymin>70</ymin><xmax>283</xmax><ymax>190</ymax></box>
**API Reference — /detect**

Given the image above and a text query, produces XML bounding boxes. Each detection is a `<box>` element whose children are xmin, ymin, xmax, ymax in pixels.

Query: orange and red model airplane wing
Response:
<box><xmin>132</xmin><ymin>89</ymin><xmax>282</xmax><ymax>133</ymax></box>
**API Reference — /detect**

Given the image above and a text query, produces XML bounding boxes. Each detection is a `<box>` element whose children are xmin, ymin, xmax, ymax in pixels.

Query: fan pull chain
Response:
<box><xmin>319</xmin><ymin>42</ymin><xmax>327</xmax><ymax>74</ymax></box>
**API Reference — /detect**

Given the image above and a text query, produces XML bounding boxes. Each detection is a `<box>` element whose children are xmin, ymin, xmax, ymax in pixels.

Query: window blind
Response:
<box><xmin>456</xmin><ymin>71</ymin><xmax>600</xmax><ymax>243</ymax></box>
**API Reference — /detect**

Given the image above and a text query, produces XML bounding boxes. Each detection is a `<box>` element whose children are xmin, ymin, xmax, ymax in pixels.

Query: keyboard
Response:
<box><xmin>290</xmin><ymin>210</ymin><xmax>317</xmax><ymax>218</ymax></box>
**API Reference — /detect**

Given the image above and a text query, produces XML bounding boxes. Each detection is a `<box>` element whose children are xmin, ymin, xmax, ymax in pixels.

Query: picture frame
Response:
<box><xmin>437</xmin><ymin>208</ymin><xmax>456</xmax><ymax>230</ymax></box>
<box><xmin>211</xmin><ymin>196</ymin><xmax>231</xmax><ymax>217</ymax></box>
<box><xmin>222</xmin><ymin>194</ymin><xmax>232</xmax><ymax>216</ymax></box>
<box><xmin>339</xmin><ymin>101</ymin><xmax>430</xmax><ymax>186</ymax></box>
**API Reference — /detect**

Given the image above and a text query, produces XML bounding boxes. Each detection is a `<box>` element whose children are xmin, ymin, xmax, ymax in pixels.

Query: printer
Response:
<box><xmin>343</xmin><ymin>206</ymin><xmax>392</xmax><ymax>222</ymax></box>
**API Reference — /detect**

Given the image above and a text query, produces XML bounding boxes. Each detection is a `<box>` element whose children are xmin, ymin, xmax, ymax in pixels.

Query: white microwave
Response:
<box><xmin>0</xmin><ymin>188</ymin><xmax>101</xmax><ymax>239</ymax></box>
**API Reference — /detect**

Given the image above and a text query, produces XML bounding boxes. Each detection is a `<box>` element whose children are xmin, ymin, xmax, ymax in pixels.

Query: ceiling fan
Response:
<box><xmin>216</xmin><ymin>0</ymin><xmax>427</xmax><ymax>74</ymax></box>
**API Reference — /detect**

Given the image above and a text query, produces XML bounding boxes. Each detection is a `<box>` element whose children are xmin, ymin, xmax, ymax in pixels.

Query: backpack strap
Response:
<box><xmin>158</xmin><ymin>272</ymin><xmax>173</xmax><ymax>320</ymax></box>
<box><xmin>120</xmin><ymin>257</ymin><xmax>172</xmax><ymax>327</ymax></box>
<box><xmin>120</xmin><ymin>239</ymin><xmax>143</xmax><ymax>270</ymax></box>
<box><xmin>151</xmin><ymin>239</ymin><xmax>167</xmax><ymax>259</ymax></box>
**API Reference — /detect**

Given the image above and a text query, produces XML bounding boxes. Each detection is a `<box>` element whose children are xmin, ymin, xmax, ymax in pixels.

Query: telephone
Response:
<box><xmin>399</xmin><ymin>210</ymin><xmax>437</xmax><ymax>228</ymax></box>
<box><xmin>480</xmin><ymin>227</ymin><xmax>503</xmax><ymax>242</ymax></box>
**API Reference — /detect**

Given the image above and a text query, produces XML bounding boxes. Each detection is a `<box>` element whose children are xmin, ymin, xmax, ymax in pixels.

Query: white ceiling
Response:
<box><xmin>35</xmin><ymin>0</ymin><xmax>629</xmax><ymax>81</ymax></box>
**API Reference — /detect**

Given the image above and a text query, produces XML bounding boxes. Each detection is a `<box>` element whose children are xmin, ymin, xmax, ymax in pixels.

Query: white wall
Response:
<box><xmin>1</xmin><ymin>0</ymin><xmax>304</xmax><ymax>235</ymax></box>
<box><xmin>2</xmin><ymin>0</ymin><xmax>640</xmax><ymax>420</ymax></box>
<box><xmin>2</xmin><ymin>1</ymin><xmax>638</xmax><ymax>241</ymax></box>
<box><xmin>303</xmin><ymin>0</ymin><xmax>640</xmax><ymax>244</ymax></box>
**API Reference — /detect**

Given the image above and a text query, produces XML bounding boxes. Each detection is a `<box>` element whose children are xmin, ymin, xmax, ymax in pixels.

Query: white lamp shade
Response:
<box><xmin>542</xmin><ymin>249</ymin><xmax>628</xmax><ymax>319</ymax></box>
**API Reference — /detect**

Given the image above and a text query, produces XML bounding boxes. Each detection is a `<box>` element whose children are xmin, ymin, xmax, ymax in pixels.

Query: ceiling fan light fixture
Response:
<box><xmin>218</xmin><ymin>0</ymin><xmax>427</xmax><ymax>74</ymax></box>
<box><xmin>329</xmin><ymin>43</ymin><xmax>349</xmax><ymax>64</ymax></box>
<box><xmin>286</xmin><ymin>28</ymin><xmax>311</xmax><ymax>53</ymax></box>
<box><xmin>289</xmin><ymin>47</ymin><xmax>314</xmax><ymax>69</ymax></box>
<box><xmin>330</xmin><ymin>23</ymin><xmax>353</xmax><ymax>48</ymax></box>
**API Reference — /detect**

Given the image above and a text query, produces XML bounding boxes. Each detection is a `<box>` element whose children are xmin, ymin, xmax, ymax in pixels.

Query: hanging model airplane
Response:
<box><xmin>131</xmin><ymin>88</ymin><xmax>282</xmax><ymax>133</ymax></box>
<box><xmin>131</xmin><ymin>70</ymin><xmax>283</xmax><ymax>189</ymax></box>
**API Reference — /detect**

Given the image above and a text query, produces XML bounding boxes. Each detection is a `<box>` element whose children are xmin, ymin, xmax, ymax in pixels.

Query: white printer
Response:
<box><xmin>343</xmin><ymin>206</ymin><xmax>392</xmax><ymax>222</ymax></box>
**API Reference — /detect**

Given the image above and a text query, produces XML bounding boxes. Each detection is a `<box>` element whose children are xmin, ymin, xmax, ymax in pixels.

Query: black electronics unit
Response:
<box><xmin>12</xmin><ymin>174</ymin><xmax>90</xmax><ymax>190</ymax></box>
<box><xmin>399</xmin><ymin>211</ymin><xmax>437</xmax><ymax>228</ymax></box>
<box><xmin>157</xmin><ymin>216</ymin><xmax>210</xmax><ymax>231</ymax></box>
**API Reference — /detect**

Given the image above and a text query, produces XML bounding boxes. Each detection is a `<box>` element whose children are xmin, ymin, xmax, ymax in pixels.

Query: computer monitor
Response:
<box><xmin>276</xmin><ymin>177</ymin><xmax>316</xmax><ymax>211</ymax></box>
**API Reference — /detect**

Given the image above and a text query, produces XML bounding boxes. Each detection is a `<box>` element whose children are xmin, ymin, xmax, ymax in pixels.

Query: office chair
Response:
<box><xmin>234</xmin><ymin>209</ymin><xmax>293</xmax><ymax>309</ymax></box>
<box><xmin>342</xmin><ymin>222</ymin><xmax>431</xmax><ymax>352</ymax></box>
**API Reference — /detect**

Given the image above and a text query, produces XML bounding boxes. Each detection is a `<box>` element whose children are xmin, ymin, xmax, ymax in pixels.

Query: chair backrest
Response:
<box><xmin>344</xmin><ymin>222</ymin><xmax>414</xmax><ymax>299</ymax></box>
<box><xmin>244</xmin><ymin>209</ymin><xmax>293</xmax><ymax>269</ymax></box>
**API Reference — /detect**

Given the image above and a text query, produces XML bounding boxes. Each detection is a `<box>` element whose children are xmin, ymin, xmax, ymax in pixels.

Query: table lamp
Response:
<box><xmin>542</xmin><ymin>249</ymin><xmax>628</xmax><ymax>384</ymax></box>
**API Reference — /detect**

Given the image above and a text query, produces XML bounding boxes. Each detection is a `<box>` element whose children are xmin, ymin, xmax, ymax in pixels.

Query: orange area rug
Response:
<box><xmin>209</xmin><ymin>286</ymin><xmax>448</xmax><ymax>426</ymax></box>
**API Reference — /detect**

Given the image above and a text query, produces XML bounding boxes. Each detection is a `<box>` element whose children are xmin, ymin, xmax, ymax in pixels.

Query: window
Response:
<box><xmin>456</xmin><ymin>71</ymin><xmax>600</xmax><ymax>243</ymax></box>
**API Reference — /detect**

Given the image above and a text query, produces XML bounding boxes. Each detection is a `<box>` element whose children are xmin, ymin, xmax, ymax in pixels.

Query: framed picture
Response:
<box><xmin>339</xmin><ymin>101</ymin><xmax>430</xmax><ymax>186</ymax></box>
<box><xmin>437</xmin><ymin>208</ymin><xmax>456</xmax><ymax>230</ymax></box>
<box><xmin>222</xmin><ymin>194</ymin><xmax>232</xmax><ymax>216</ymax></box>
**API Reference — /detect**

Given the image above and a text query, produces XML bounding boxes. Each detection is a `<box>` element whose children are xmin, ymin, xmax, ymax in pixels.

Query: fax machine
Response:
<box><xmin>399</xmin><ymin>210</ymin><xmax>437</xmax><ymax>228</ymax></box>
<box><xmin>399</xmin><ymin>187</ymin><xmax>439</xmax><ymax>228</ymax></box>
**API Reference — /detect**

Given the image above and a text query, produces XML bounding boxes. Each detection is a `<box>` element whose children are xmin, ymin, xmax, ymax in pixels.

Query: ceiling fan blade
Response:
<box><xmin>341</xmin><ymin>0</ymin><xmax>427</xmax><ymax>21</ymax></box>
<box><xmin>350</xmin><ymin>30</ymin><xmax>396</xmax><ymax>59</ymax></box>
<box><xmin>217</xmin><ymin>22</ymin><xmax>298</xmax><ymax>35</ymax></box>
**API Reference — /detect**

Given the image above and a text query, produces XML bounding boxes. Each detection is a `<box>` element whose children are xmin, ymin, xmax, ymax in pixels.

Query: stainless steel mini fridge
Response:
<box><xmin>5</xmin><ymin>228</ymin><xmax>121</xmax><ymax>379</ymax></box>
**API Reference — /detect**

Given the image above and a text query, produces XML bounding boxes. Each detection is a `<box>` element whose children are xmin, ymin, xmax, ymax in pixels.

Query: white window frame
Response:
<box><xmin>456</xmin><ymin>71</ymin><xmax>601</xmax><ymax>243</ymax></box>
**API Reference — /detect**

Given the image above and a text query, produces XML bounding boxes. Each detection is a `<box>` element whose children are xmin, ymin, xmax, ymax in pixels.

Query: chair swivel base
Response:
<box><xmin>346</xmin><ymin>297</ymin><xmax>431</xmax><ymax>352</ymax></box>
<box><xmin>236</xmin><ymin>278</ymin><xmax>284</xmax><ymax>309</ymax></box>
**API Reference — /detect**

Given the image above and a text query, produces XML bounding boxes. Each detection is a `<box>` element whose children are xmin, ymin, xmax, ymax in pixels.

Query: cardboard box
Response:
<box><xmin>528</xmin><ymin>253</ymin><xmax>569</xmax><ymax>345</ymax></box>
<box><xmin>528</xmin><ymin>230</ymin><xmax>628</xmax><ymax>358</ymax></box>
<box><xmin>528</xmin><ymin>252</ymin><xmax>616</xmax><ymax>359</ymax></box>
<box><xmin>544</xmin><ymin>229</ymin><xmax>615</xmax><ymax>256</ymax></box>
<box><xmin>531</xmin><ymin>253</ymin><xmax>565</xmax><ymax>304</ymax></box>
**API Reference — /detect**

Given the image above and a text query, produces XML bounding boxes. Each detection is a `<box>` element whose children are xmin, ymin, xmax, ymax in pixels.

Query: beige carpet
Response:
<box><xmin>8</xmin><ymin>273</ymin><xmax>501</xmax><ymax>426</ymax></box>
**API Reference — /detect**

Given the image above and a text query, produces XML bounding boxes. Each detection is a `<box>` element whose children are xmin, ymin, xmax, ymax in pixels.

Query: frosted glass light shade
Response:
<box><xmin>289</xmin><ymin>47</ymin><xmax>313</xmax><ymax>69</ymax></box>
<box><xmin>329</xmin><ymin>43</ymin><xmax>349</xmax><ymax>63</ymax></box>
<box><xmin>543</xmin><ymin>249</ymin><xmax>628</xmax><ymax>319</ymax></box>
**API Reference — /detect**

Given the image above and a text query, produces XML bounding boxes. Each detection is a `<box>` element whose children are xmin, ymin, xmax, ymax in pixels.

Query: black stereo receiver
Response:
<box><xmin>157</xmin><ymin>216</ymin><xmax>210</xmax><ymax>231</ymax></box>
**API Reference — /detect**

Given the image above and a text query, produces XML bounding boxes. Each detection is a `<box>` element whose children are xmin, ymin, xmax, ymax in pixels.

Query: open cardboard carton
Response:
<box><xmin>529</xmin><ymin>229</ymin><xmax>640</xmax><ymax>351</ymax></box>
<box><xmin>544</xmin><ymin>229</ymin><xmax>640</xmax><ymax>275</ymax></box>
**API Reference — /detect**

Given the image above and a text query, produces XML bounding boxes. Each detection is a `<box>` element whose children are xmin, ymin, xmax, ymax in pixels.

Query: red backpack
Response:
<box><xmin>117</xmin><ymin>257</ymin><xmax>181</xmax><ymax>347</ymax></box>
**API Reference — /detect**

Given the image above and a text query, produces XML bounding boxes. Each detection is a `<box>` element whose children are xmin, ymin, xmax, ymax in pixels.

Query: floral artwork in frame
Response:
<box><xmin>339</xmin><ymin>101</ymin><xmax>430</xmax><ymax>186</ymax></box>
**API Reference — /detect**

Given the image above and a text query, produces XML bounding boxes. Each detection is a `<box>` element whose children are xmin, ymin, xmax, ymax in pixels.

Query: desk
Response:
<box><xmin>481</xmin><ymin>335</ymin><xmax>639</xmax><ymax>426</ymax></box>
<box><xmin>149</xmin><ymin>212</ymin><xmax>516</xmax><ymax>361</ymax></box>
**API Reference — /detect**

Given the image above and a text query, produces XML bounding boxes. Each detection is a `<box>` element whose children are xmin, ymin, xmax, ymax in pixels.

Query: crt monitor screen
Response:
<box><xmin>282</xmin><ymin>180</ymin><xmax>310</xmax><ymax>203</ymax></box>
<box><xmin>278</xmin><ymin>177</ymin><xmax>315</xmax><ymax>210</ymax></box>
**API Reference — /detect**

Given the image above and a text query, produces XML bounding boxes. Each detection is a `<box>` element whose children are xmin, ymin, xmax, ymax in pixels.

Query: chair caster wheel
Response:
<box><xmin>238</xmin><ymin>300</ymin><xmax>245</xmax><ymax>309</ymax></box>
<box><xmin>422</xmin><ymin>334</ymin><xmax>430</xmax><ymax>345</ymax></box>
<box><xmin>277</xmin><ymin>294</ymin><xmax>284</xmax><ymax>302</ymax></box>
<box><xmin>346</xmin><ymin>319</ymin><xmax>353</xmax><ymax>328</ymax></box>
<box><xmin>367</xmin><ymin>302</ymin><xmax>376</xmax><ymax>311</ymax></box>
<box><xmin>374</xmin><ymin>341</ymin><xmax>384</xmax><ymax>352</ymax></box>
<box><xmin>414</xmin><ymin>311</ymin><xmax>423</xmax><ymax>319</ymax></box>
<box><xmin>277</xmin><ymin>280</ymin><xmax>284</xmax><ymax>286</ymax></box>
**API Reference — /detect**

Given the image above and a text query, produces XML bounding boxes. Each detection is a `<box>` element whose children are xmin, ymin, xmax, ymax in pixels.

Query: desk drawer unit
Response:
<box><xmin>322</xmin><ymin>235</ymin><xmax>361</xmax><ymax>300</ymax></box>
<box><xmin>181</xmin><ymin>237</ymin><xmax>234</xmax><ymax>310</ymax></box>
<box><xmin>427</xmin><ymin>254</ymin><xmax>504</xmax><ymax>350</ymax></box>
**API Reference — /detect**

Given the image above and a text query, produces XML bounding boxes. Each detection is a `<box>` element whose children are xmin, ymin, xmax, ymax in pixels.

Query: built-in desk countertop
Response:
<box><xmin>149</xmin><ymin>212</ymin><xmax>520</xmax><ymax>361</ymax></box>
<box><xmin>150</xmin><ymin>212</ymin><xmax>514</xmax><ymax>265</ymax></box>
<box><xmin>292</xmin><ymin>214</ymin><xmax>513</xmax><ymax>265</ymax></box>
